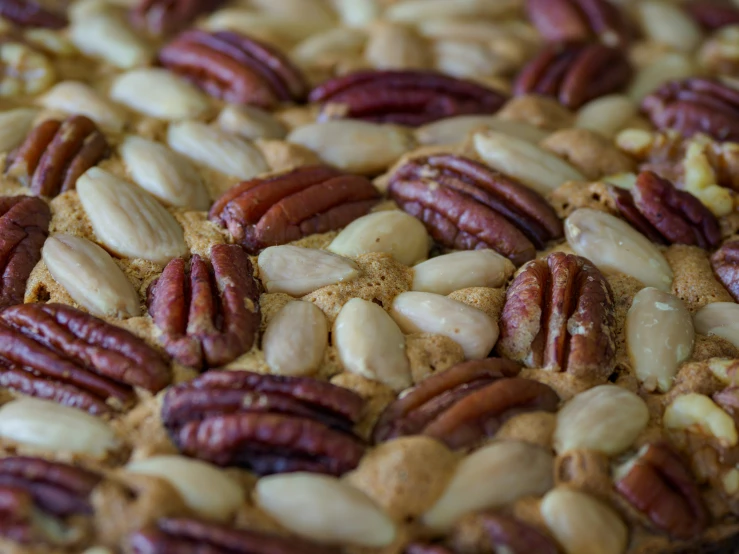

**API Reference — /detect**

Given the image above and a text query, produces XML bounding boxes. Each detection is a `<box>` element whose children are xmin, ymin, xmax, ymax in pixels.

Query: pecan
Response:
<box><xmin>0</xmin><ymin>0</ymin><xmax>67</xmax><ymax>29</ymax></box>
<box><xmin>615</xmin><ymin>442</ymin><xmax>708</xmax><ymax>540</ymax></box>
<box><xmin>5</xmin><ymin>115</ymin><xmax>109</xmax><ymax>198</ymax></box>
<box><xmin>642</xmin><ymin>78</ymin><xmax>739</xmax><ymax>142</ymax></box>
<box><xmin>712</xmin><ymin>240</ymin><xmax>739</xmax><ymax>302</ymax></box>
<box><xmin>158</xmin><ymin>30</ymin><xmax>308</xmax><ymax>109</ymax></box>
<box><xmin>514</xmin><ymin>42</ymin><xmax>632</xmax><ymax>110</ymax></box>
<box><xmin>497</xmin><ymin>252</ymin><xmax>616</xmax><ymax>381</ymax></box>
<box><xmin>373</xmin><ymin>358</ymin><xmax>559</xmax><ymax>450</ymax></box>
<box><xmin>610</xmin><ymin>171</ymin><xmax>721</xmax><ymax>249</ymax></box>
<box><xmin>0</xmin><ymin>195</ymin><xmax>50</xmax><ymax>309</ymax></box>
<box><xmin>130</xmin><ymin>0</ymin><xmax>225</xmax><ymax>36</ymax></box>
<box><xmin>161</xmin><ymin>370</ymin><xmax>366</xmax><ymax>475</ymax></box>
<box><xmin>686</xmin><ymin>0</ymin><xmax>739</xmax><ymax>30</ymax></box>
<box><xmin>0</xmin><ymin>303</ymin><xmax>170</xmax><ymax>415</ymax></box>
<box><xmin>386</xmin><ymin>154</ymin><xmax>563</xmax><ymax>266</ymax></box>
<box><xmin>208</xmin><ymin>165</ymin><xmax>381</xmax><ymax>254</ymax></box>
<box><xmin>130</xmin><ymin>517</ymin><xmax>337</xmax><ymax>554</ymax></box>
<box><xmin>147</xmin><ymin>244</ymin><xmax>260</xmax><ymax>370</ymax></box>
<box><xmin>308</xmin><ymin>70</ymin><xmax>509</xmax><ymax>127</ymax></box>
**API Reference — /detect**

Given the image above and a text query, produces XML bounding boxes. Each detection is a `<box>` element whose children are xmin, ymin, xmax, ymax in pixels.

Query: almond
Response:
<box><xmin>0</xmin><ymin>108</ymin><xmax>38</xmax><ymax>153</ymax></box>
<box><xmin>415</xmin><ymin>115</ymin><xmax>549</xmax><ymax>146</ymax></box>
<box><xmin>635</xmin><ymin>1</ymin><xmax>703</xmax><ymax>53</ymax></box>
<box><xmin>575</xmin><ymin>95</ymin><xmax>638</xmax><ymax>139</ymax></box>
<box><xmin>263</xmin><ymin>301</ymin><xmax>328</xmax><ymax>377</ymax></box>
<box><xmin>664</xmin><ymin>393</ymin><xmax>738</xmax><ymax>447</ymax></box>
<box><xmin>216</xmin><ymin>104</ymin><xmax>287</xmax><ymax>141</ymax></box>
<box><xmin>38</xmin><ymin>81</ymin><xmax>126</xmax><ymax>132</ymax></box>
<box><xmin>364</xmin><ymin>21</ymin><xmax>431</xmax><ymax>69</ymax></box>
<box><xmin>70</xmin><ymin>9</ymin><xmax>152</xmax><ymax>69</ymax></box>
<box><xmin>694</xmin><ymin>302</ymin><xmax>739</xmax><ymax>348</ymax></box>
<box><xmin>628</xmin><ymin>53</ymin><xmax>696</xmax><ymax>102</ymax></box>
<box><xmin>386</xmin><ymin>0</ymin><xmax>519</xmax><ymax>23</ymax></box>
<box><xmin>411</xmin><ymin>250</ymin><xmax>514</xmax><ymax>295</ymax></box>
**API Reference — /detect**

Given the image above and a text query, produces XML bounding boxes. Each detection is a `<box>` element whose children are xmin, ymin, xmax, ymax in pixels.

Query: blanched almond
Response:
<box><xmin>42</xmin><ymin>234</ymin><xmax>140</xmax><ymax>318</ymax></box>
<box><xmin>390</xmin><ymin>291</ymin><xmax>499</xmax><ymax>359</ymax></box>
<box><xmin>664</xmin><ymin>393</ymin><xmax>738</xmax><ymax>446</ymax></box>
<box><xmin>38</xmin><ymin>81</ymin><xmax>126</xmax><ymax>132</ymax></box>
<box><xmin>70</xmin><ymin>10</ymin><xmax>152</xmax><ymax>69</ymax></box>
<box><xmin>694</xmin><ymin>302</ymin><xmax>739</xmax><ymax>348</ymax></box>
<box><xmin>386</xmin><ymin>0</ymin><xmax>519</xmax><ymax>22</ymax></box>
<box><xmin>291</xmin><ymin>27</ymin><xmax>367</xmax><ymax>67</ymax></box>
<box><xmin>0</xmin><ymin>108</ymin><xmax>38</xmax><ymax>153</ymax></box>
<box><xmin>422</xmin><ymin>441</ymin><xmax>553</xmax><ymax>531</ymax></box>
<box><xmin>205</xmin><ymin>10</ymin><xmax>331</xmax><ymax>43</ymax></box>
<box><xmin>575</xmin><ymin>95</ymin><xmax>638</xmax><ymax>139</ymax></box>
<box><xmin>565</xmin><ymin>208</ymin><xmax>673</xmax><ymax>291</ymax></box>
<box><xmin>216</xmin><ymin>104</ymin><xmax>286</xmax><ymax>140</ymax></box>
<box><xmin>628</xmin><ymin>53</ymin><xmax>696</xmax><ymax>102</ymax></box>
<box><xmin>635</xmin><ymin>1</ymin><xmax>703</xmax><ymax>53</ymax></box>
<box><xmin>415</xmin><ymin>115</ymin><xmax>549</xmax><ymax>146</ymax></box>
<box><xmin>119</xmin><ymin>135</ymin><xmax>210</xmax><ymax>210</ymax></box>
<box><xmin>332</xmin><ymin>0</ymin><xmax>380</xmax><ymax>27</ymax></box>
<box><xmin>626</xmin><ymin>287</ymin><xmax>694</xmax><ymax>393</ymax></box>
<box><xmin>255</xmin><ymin>473</ymin><xmax>396</xmax><ymax>547</ymax></box>
<box><xmin>76</xmin><ymin>168</ymin><xmax>188</xmax><ymax>264</ymax></box>
<box><xmin>258</xmin><ymin>245</ymin><xmax>360</xmax><ymax>296</ymax></box>
<box><xmin>412</xmin><ymin>250</ymin><xmax>514</xmax><ymax>295</ymax></box>
<box><xmin>364</xmin><ymin>21</ymin><xmax>430</xmax><ymax>70</ymax></box>
<box><xmin>263</xmin><ymin>301</ymin><xmax>328</xmax><ymax>377</ymax></box>
<box><xmin>334</xmin><ymin>298</ymin><xmax>411</xmax><ymax>391</ymax></box>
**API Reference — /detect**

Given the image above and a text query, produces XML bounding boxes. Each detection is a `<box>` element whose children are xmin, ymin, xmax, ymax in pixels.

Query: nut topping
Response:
<box><xmin>0</xmin><ymin>0</ymin><xmax>67</xmax><ymax>29</ymax></box>
<box><xmin>147</xmin><ymin>244</ymin><xmax>261</xmax><ymax>370</ymax></box>
<box><xmin>686</xmin><ymin>0</ymin><xmax>739</xmax><ymax>30</ymax></box>
<box><xmin>711</xmin><ymin>241</ymin><xmax>739</xmax><ymax>302</ymax></box>
<box><xmin>6</xmin><ymin>116</ymin><xmax>109</xmax><ymax>198</ymax></box>
<box><xmin>387</xmin><ymin>154</ymin><xmax>563</xmax><ymax>266</ymax></box>
<box><xmin>130</xmin><ymin>0</ymin><xmax>225</xmax><ymax>36</ymax></box>
<box><xmin>497</xmin><ymin>252</ymin><xmax>616</xmax><ymax>381</ymax></box>
<box><xmin>447</xmin><ymin>512</ymin><xmax>560</xmax><ymax>554</ymax></box>
<box><xmin>263</xmin><ymin>301</ymin><xmax>328</xmax><ymax>377</ymax></box>
<box><xmin>411</xmin><ymin>250</ymin><xmax>515</xmax><ymax>295</ymax></box>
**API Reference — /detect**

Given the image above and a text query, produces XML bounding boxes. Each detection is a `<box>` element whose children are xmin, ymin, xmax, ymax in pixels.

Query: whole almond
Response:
<box><xmin>364</xmin><ymin>21</ymin><xmax>431</xmax><ymax>69</ymax></box>
<box><xmin>627</xmin><ymin>287</ymin><xmax>694</xmax><ymax>393</ymax></box>
<box><xmin>333</xmin><ymin>0</ymin><xmax>380</xmax><ymax>27</ymax></box>
<box><xmin>635</xmin><ymin>1</ymin><xmax>703</xmax><ymax>53</ymax></box>
<box><xmin>415</xmin><ymin>115</ymin><xmax>549</xmax><ymax>146</ymax></box>
<box><xmin>334</xmin><ymin>298</ymin><xmax>411</xmax><ymax>391</ymax></box>
<box><xmin>70</xmin><ymin>10</ymin><xmax>152</xmax><ymax>69</ymax></box>
<box><xmin>664</xmin><ymin>393</ymin><xmax>738</xmax><ymax>447</ymax></box>
<box><xmin>119</xmin><ymin>136</ymin><xmax>210</xmax><ymax>210</ymax></box>
<box><xmin>422</xmin><ymin>441</ymin><xmax>553</xmax><ymax>531</ymax></box>
<box><xmin>412</xmin><ymin>250</ymin><xmax>515</xmax><ymax>295</ymax></box>
<box><xmin>42</xmin><ymin>234</ymin><xmax>141</xmax><ymax>318</ymax></box>
<box><xmin>390</xmin><ymin>291</ymin><xmax>499</xmax><ymax>359</ymax></box>
<box><xmin>258</xmin><ymin>245</ymin><xmax>360</xmax><ymax>297</ymax></box>
<box><xmin>386</xmin><ymin>0</ymin><xmax>519</xmax><ymax>22</ymax></box>
<box><xmin>38</xmin><ymin>81</ymin><xmax>126</xmax><ymax>132</ymax></box>
<box><xmin>216</xmin><ymin>104</ymin><xmax>287</xmax><ymax>141</ymax></box>
<box><xmin>263</xmin><ymin>301</ymin><xmax>328</xmax><ymax>377</ymax></box>
<box><xmin>291</xmin><ymin>27</ymin><xmax>367</xmax><ymax>67</ymax></box>
<box><xmin>434</xmin><ymin>40</ymin><xmax>510</xmax><ymax>79</ymax></box>
<box><xmin>628</xmin><ymin>53</ymin><xmax>696</xmax><ymax>102</ymax></box>
<box><xmin>575</xmin><ymin>95</ymin><xmax>638</xmax><ymax>139</ymax></box>
<box><xmin>565</xmin><ymin>208</ymin><xmax>673</xmax><ymax>291</ymax></box>
<box><xmin>255</xmin><ymin>473</ymin><xmax>397</xmax><ymax>547</ymax></box>
<box><xmin>76</xmin><ymin>168</ymin><xmax>188</xmax><ymax>264</ymax></box>
<box><xmin>694</xmin><ymin>302</ymin><xmax>739</xmax><ymax>348</ymax></box>
<box><xmin>0</xmin><ymin>108</ymin><xmax>38</xmax><ymax>153</ymax></box>
<box><xmin>205</xmin><ymin>10</ymin><xmax>331</xmax><ymax>44</ymax></box>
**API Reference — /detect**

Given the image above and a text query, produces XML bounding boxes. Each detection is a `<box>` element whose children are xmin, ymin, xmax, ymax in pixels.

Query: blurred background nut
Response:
<box><xmin>574</xmin><ymin>94</ymin><xmax>639</xmax><ymax>139</ymax></box>
<box><xmin>414</xmin><ymin>115</ymin><xmax>549</xmax><ymax>146</ymax></box>
<box><xmin>263</xmin><ymin>300</ymin><xmax>328</xmax><ymax>377</ymax></box>
<box><xmin>216</xmin><ymin>104</ymin><xmax>287</xmax><ymax>141</ymax></box>
<box><xmin>540</xmin><ymin>128</ymin><xmax>636</xmax><ymax>180</ymax></box>
<box><xmin>664</xmin><ymin>392</ymin><xmax>738</xmax><ymax>447</ymax></box>
<box><xmin>634</xmin><ymin>0</ymin><xmax>704</xmax><ymax>53</ymax></box>
<box><xmin>627</xmin><ymin>53</ymin><xmax>697</xmax><ymax>102</ymax></box>
<box><xmin>364</xmin><ymin>21</ymin><xmax>431</xmax><ymax>70</ymax></box>
<box><xmin>291</xmin><ymin>27</ymin><xmax>368</xmax><ymax>78</ymax></box>
<box><xmin>38</xmin><ymin>81</ymin><xmax>126</xmax><ymax>132</ymax></box>
<box><xmin>0</xmin><ymin>108</ymin><xmax>38</xmax><ymax>153</ymax></box>
<box><xmin>332</xmin><ymin>0</ymin><xmax>380</xmax><ymax>27</ymax></box>
<box><xmin>385</xmin><ymin>0</ymin><xmax>520</xmax><ymax>23</ymax></box>
<box><xmin>0</xmin><ymin>42</ymin><xmax>55</xmax><ymax>97</ymax></box>
<box><xmin>694</xmin><ymin>302</ymin><xmax>739</xmax><ymax>349</ymax></box>
<box><xmin>411</xmin><ymin>250</ymin><xmax>514</xmax><ymax>295</ymax></box>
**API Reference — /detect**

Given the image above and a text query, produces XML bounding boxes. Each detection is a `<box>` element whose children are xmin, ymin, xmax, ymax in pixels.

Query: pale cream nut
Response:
<box><xmin>0</xmin><ymin>108</ymin><xmax>38</xmax><ymax>153</ymax></box>
<box><xmin>664</xmin><ymin>393</ymin><xmax>738</xmax><ymax>447</ymax></box>
<box><xmin>38</xmin><ymin>81</ymin><xmax>126</xmax><ymax>132</ymax></box>
<box><xmin>634</xmin><ymin>1</ymin><xmax>703</xmax><ymax>54</ymax></box>
<box><xmin>70</xmin><ymin>9</ymin><xmax>153</xmax><ymax>69</ymax></box>
<box><xmin>216</xmin><ymin>104</ymin><xmax>287</xmax><ymax>141</ymax></box>
<box><xmin>364</xmin><ymin>21</ymin><xmax>431</xmax><ymax>70</ymax></box>
<box><xmin>411</xmin><ymin>250</ymin><xmax>514</xmax><ymax>295</ymax></box>
<box><xmin>0</xmin><ymin>42</ymin><xmax>55</xmax><ymax>97</ymax></box>
<box><xmin>627</xmin><ymin>53</ymin><xmax>696</xmax><ymax>102</ymax></box>
<box><xmin>415</xmin><ymin>115</ymin><xmax>549</xmax><ymax>146</ymax></box>
<box><xmin>694</xmin><ymin>302</ymin><xmax>739</xmax><ymax>349</ymax></box>
<box><xmin>262</xmin><ymin>301</ymin><xmax>328</xmax><ymax>377</ymax></box>
<box><xmin>386</xmin><ymin>0</ymin><xmax>519</xmax><ymax>23</ymax></box>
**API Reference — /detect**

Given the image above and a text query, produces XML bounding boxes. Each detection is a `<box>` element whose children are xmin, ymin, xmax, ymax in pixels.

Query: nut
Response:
<box><xmin>130</xmin><ymin>0</ymin><xmax>225</xmax><ymax>36</ymax></box>
<box><xmin>0</xmin><ymin>42</ymin><xmax>55</xmax><ymax>97</ymax></box>
<box><xmin>257</xmin><ymin>245</ymin><xmax>360</xmax><ymax>297</ymax></box>
<box><xmin>263</xmin><ymin>301</ymin><xmax>328</xmax><ymax>377</ymax></box>
<box><xmin>390</xmin><ymin>291</ymin><xmax>499</xmax><ymax>360</ymax></box>
<box><xmin>386</xmin><ymin>0</ymin><xmax>519</xmax><ymax>24</ymax></box>
<box><xmin>42</xmin><ymin>234</ymin><xmax>141</xmax><ymax>318</ymax></box>
<box><xmin>364</xmin><ymin>22</ymin><xmax>430</xmax><ymax>70</ymax></box>
<box><xmin>255</xmin><ymin>473</ymin><xmax>397</xmax><ymax>547</ymax></box>
<box><xmin>627</xmin><ymin>53</ymin><xmax>696</xmax><ymax>103</ymax></box>
<box><xmin>333</xmin><ymin>298</ymin><xmax>411</xmax><ymax>391</ymax></box>
<box><xmin>0</xmin><ymin>108</ymin><xmax>38</xmax><ymax>153</ymax></box>
<box><xmin>626</xmin><ymin>287</ymin><xmax>694</xmax><ymax>393</ymax></box>
<box><xmin>70</xmin><ymin>9</ymin><xmax>153</xmax><ymax>69</ymax></box>
<box><xmin>37</xmin><ymin>81</ymin><xmax>126</xmax><ymax>132</ymax></box>
<box><xmin>328</xmin><ymin>211</ymin><xmax>429</xmax><ymax>266</ymax></box>
<box><xmin>711</xmin><ymin>241</ymin><xmax>739</xmax><ymax>302</ymax></box>
<box><xmin>216</xmin><ymin>104</ymin><xmax>286</xmax><ymax>141</ymax></box>
<box><xmin>554</xmin><ymin>385</ymin><xmax>649</xmax><ymax>455</ymax></box>
<box><xmin>564</xmin><ymin>208</ymin><xmax>674</xmax><ymax>291</ymax></box>
<box><xmin>694</xmin><ymin>302</ymin><xmax>739</xmax><ymax>349</ymax></box>
<box><xmin>0</xmin><ymin>0</ymin><xmax>67</xmax><ymax>28</ymax></box>
<box><xmin>449</xmin><ymin>512</ymin><xmax>560</xmax><ymax>554</ymax></box>
<box><xmin>574</xmin><ymin>94</ymin><xmax>638</xmax><ymax>139</ymax></box>
<box><xmin>663</xmin><ymin>392</ymin><xmax>738</xmax><ymax>447</ymax></box>
<box><xmin>414</xmin><ymin>115</ymin><xmax>549</xmax><ymax>146</ymax></box>
<box><xmin>634</xmin><ymin>1</ymin><xmax>703</xmax><ymax>53</ymax></box>
<box><xmin>411</xmin><ymin>250</ymin><xmax>515</xmax><ymax>295</ymax></box>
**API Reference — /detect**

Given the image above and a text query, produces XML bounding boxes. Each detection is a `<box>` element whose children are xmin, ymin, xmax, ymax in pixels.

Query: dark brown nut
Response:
<box><xmin>147</xmin><ymin>244</ymin><xmax>260</xmax><ymax>370</ymax></box>
<box><xmin>130</xmin><ymin>517</ymin><xmax>337</xmax><ymax>554</ymax></box>
<box><xmin>610</xmin><ymin>171</ymin><xmax>721</xmax><ymax>249</ymax></box>
<box><xmin>449</xmin><ymin>512</ymin><xmax>559</xmax><ymax>554</ymax></box>
<box><xmin>615</xmin><ymin>442</ymin><xmax>708</xmax><ymax>540</ymax></box>
<box><xmin>686</xmin><ymin>0</ymin><xmax>739</xmax><ymax>30</ymax></box>
<box><xmin>208</xmin><ymin>165</ymin><xmax>381</xmax><ymax>254</ymax></box>
<box><xmin>158</xmin><ymin>30</ymin><xmax>308</xmax><ymax>109</ymax></box>
<box><xmin>0</xmin><ymin>303</ymin><xmax>171</xmax><ymax>415</ymax></box>
<box><xmin>161</xmin><ymin>370</ymin><xmax>366</xmax><ymax>476</ymax></box>
<box><xmin>373</xmin><ymin>358</ymin><xmax>559</xmax><ymax>450</ymax></box>
<box><xmin>0</xmin><ymin>0</ymin><xmax>66</xmax><ymax>29</ymax></box>
<box><xmin>308</xmin><ymin>70</ymin><xmax>509</xmax><ymax>127</ymax></box>
<box><xmin>5</xmin><ymin>115</ymin><xmax>109</xmax><ymax>198</ymax></box>
<box><xmin>0</xmin><ymin>195</ymin><xmax>50</xmax><ymax>309</ymax></box>
<box><xmin>497</xmin><ymin>252</ymin><xmax>616</xmax><ymax>381</ymax></box>
<box><xmin>130</xmin><ymin>0</ymin><xmax>226</xmax><ymax>36</ymax></box>
<box><xmin>386</xmin><ymin>154</ymin><xmax>563</xmax><ymax>266</ymax></box>
<box><xmin>514</xmin><ymin>42</ymin><xmax>632</xmax><ymax>110</ymax></box>
<box><xmin>712</xmin><ymin>240</ymin><xmax>739</xmax><ymax>302</ymax></box>
<box><xmin>642</xmin><ymin>78</ymin><xmax>739</xmax><ymax>142</ymax></box>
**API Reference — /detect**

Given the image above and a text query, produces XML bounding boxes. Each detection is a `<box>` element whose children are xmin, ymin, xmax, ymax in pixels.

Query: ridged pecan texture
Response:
<box><xmin>159</xmin><ymin>30</ymin><xmax>308</xmax><ymax>108</ymax></box>
<box><xmin>514</xmin><ymin>42</ymin><xmax>632</xmax><ymax>109</ymax></box>
<box><xmin>497</xmin><ymin>252</ymin><xmax>616</xmax><ymax>381</ymax></box>
<box><xmin>712</xmin><ymin>240</ymin><xmax>739</xmax><ymax>302</ymax></box>
<box><xmin>373</xmin><ymin>359</ymin><xmax>559</xmax><ymax>450</ymax></box>
<box><xmin>209</xmin><ymin>165</ymin><xmax>380</xmax><ymax>254</ymax></box>
<box><xmin>387</xmin><ymin>154</ymin><xmax>563</xmax><ymax>266</ymax></box>
<box><xmin>686</xmin><ymin>0</ymin><xmax>739</xmax><ymax>30</ymax></box>
<box><xmin>616</xmin><ymin>443</ymin><xmax>708</xmax><ymax>540</ymax></box>
<box><xmin>130</xmin><ymin>517</ymin><xmax>337</xmax><ymax>554</ymax></box>
<box><xmin>0</xmin><ymin>195</ymin><xmax>50</xmax><ymax>309</ymax></box>
<box><xmin>642</xmin><ymin>78</ymin><xmax>739</xmax><ymax>142</ymax></box>
<box><xmin>130</xmin><ymin>0</ymin><xmax>225</xmax><ymax>36</ymax></box>
<box><xmin>308</xmin><ymin>70</ymin><xmax>509</xmax><ymax>127</ymax></box>
<box><xmin>610</xmin><ymin>171</ymin><xmax>721</xmax><ymax>249</ymax></box>
<box><xmin>0</xmin><ymin>456</ymin><xmax>100</xmax><ymax>544</ymax></box>
<box><xmin>148</xmin><ymin>244</ymin><xmax>260</xmax><ymax>370</ymax></box>
<box><xmin>0</xmin><ymin>303</ymin><xmax>170</xmax><ymax>415</ymax></box>
<box><xmin>5</xmin><ymin>115</ymin><xmax>109</xmax><ymax>198</ymax></box>
<box><xmin>0</xmin><ymin>0</ymin><xmax>67</xmax><ymax>28</ymax></box>
<box><xmin>161</xmin><ymin>370</ymin><xmax>366</xmax><ymax>475</ymax></box>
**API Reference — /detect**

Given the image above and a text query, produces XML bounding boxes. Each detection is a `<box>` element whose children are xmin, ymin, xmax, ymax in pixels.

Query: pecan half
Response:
<box><xmin>130</xmin><ymin>0</ymin><xmax>225</xmax><ymax>36</ymax></box>
<box><xmin>610</xmin><ymin>171</ymin><xmax>721</xmax><ymax>249</ymax></box>
<box><xmin>642</xmin><ymin>78</ymin><xmax>739</xmax><ymax>142</ymax></box>
<box><xmin>0</xmin><ymin>195</ymin><xmax>50</xmax><ymax>309</ymax></box>
<box><xmin>373</xmin><ymin>359</ymin><xmax>559</xmax><ymax>450</ymax></box>
<box><xmin>209</xmin><ymin>165</ymin><xmax>381</xmax><ymax>254</ymax></box>
<box><xmin>308</xmin><ymin>70</ymin><xmax>509</xmax><ymax>127</ymax></box>
<box><xmin>5</xmin><ymin>115</ymin><xmax>109</xmax><ymax>198</ymax></box>
<box><xmin>686</xmin><ymin>0</ymin><xmax>739</xmax><ymax>30</ymax></box>
<box><xmin>147</xmin><ymin>244</ymin><xmax>260</xmax><ymax>370</ymax></box>
<box><xmin>158</xmin><ymin>30</ymin><xmax>308</xmax><ymax>109</ymax></box>
<box><xmin>387</xmin><ymin>154</ymin><xmax>563</xmax><ymax>266</ymax></box>
<box><xmin>0</xmin><ymin>0</ymin><xmax>67</xmax><ymax>28</ymax></box>
<box><xmin>712</xmin><ymin>240</ymin><xmax>739</xmax><ymax>301</ymax></box>
<box><xmin>497</xmin><ymin>252</ymin><xmax>616</xmax><ymax>381</ymax></box>
<box><xmin>0</xmin><ymin>303</ymin><xmax>170</xmax><ymax>415</ymax></box>
<box><xmin>616</xmin><ymin>442</ymin><xmax>708</xmax><ymax>540</ymax></box>
<box><xmin>514</xmin><ymin>42</ymin><xmax>632</xmax><ymax>110</ymax></box>
<box><xmin>161</xmin><ymin>370</ymin><xmax>366</xmax><ymax>475</ymax></box>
